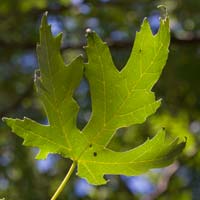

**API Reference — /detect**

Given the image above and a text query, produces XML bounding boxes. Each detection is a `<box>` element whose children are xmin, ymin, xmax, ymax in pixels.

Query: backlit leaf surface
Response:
<box><xmin>3</xmin><ymin>13</ymin><xmax>185</xmax><ymax>185</ymax></box>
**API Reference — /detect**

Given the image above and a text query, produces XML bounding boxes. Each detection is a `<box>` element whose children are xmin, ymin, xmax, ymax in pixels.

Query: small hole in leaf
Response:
<box><xmin>93</xmin><ymin>152</ymin><xmax>97</xmax><ymax>157</ymax></box>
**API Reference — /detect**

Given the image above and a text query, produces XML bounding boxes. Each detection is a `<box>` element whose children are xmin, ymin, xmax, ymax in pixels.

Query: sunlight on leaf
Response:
<box><xmin>3</xmin><ymin>13</ymin><xmax>186</xmax><ymax>186</ymax></box>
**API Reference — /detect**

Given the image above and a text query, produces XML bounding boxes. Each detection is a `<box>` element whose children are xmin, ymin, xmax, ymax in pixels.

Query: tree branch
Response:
<box><xmin>143</xmin><ymin>162</ymin><xmax>179</xmax><ymax>200</ymax></box>
<box><xmin>1</xmin><ymin>36</ymin><xmax>200</xmax><ymax>52</ymax></box>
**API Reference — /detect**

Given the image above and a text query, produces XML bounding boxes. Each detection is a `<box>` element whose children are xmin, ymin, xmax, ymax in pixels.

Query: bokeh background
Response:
<box><xmin>0</xmin><ymin>0</ymin><xmax>200</xmax><ymax>199</ymax></box>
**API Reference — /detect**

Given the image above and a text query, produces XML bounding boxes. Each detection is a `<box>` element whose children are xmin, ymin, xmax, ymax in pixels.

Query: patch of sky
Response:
<box><xmin>75</xmin><ymin>78</ymin><xmax>91</xmax><ymax>128</ymax></box>
<box><xmin>0</xmin><ymin>151</ymin><xmax>13</xmax><ymax>167</ymax></box>
<box><xmin>190</xmin><ymin>120</ymin><xmax>200</xmax><ymax>134</ymax></box>
<box><xmin>64</xmin><ymin>17</ymin><xmax>77</xmax><ymax>30</ymax></box>
<box><xmin>170</xmin><ymin>18</ymin><xmax>182</xmax><ymax>32</ymax></box>
<box><xmin>86</xmin><ymin>18</ymin><xmax>99</xmax><ymax>29</ymax></box>
<box><xmin>75</xmin><ymin>78</ymin><xmax>90</xmax><ymax>112</ymax></box>
<box><xmin>71</xmin><ymin>0</ymin><xmax>84</xmax><ymax>5</ymax></box>
<box><xmin>47</xmin><ymin>16</ymin><xmax>63</xmax><ymax>36</ymax></box>
<box><xmin>75</xmin><ymin>78</ymin><xmax>89</xmax><ymax>96</ymax></box>
<box><xmin>17</xmin><ymin>52</ymin><xmax>37</xmax><ymax>73</ymax></box>
<box><xmin>74</xmin><ymin>179</ymin><xmax>93</xmax><ymax>197</ymax></box>
<box><xmin>121</xmin><ymin>175</ymin><xmax>155</xmax><ymax>195</ymax></box>
<box><xmin>36</xmin><ymin>154</ymin><xmax>59</xmax><ymax>173</ymax></box>
<box><xmin>79</xmin><ymin>4</ymin><xmax>90</xmax><ymax>14</ymax></box>
<box><xmin>148</xmin><ymin>13</ymin><xmax>160</xmax><ymax>34</ymax></box>
<box><xmin>0</xmin><ymin>176</ymin><xmax>9</xmax><ymax>191</ymax></box>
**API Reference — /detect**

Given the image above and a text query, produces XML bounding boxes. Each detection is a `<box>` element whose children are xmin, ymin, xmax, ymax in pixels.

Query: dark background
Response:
<box><xmin>0</xmin><ymin>0</ymin><xmax>200</xmax><ymax>199</ymax></box>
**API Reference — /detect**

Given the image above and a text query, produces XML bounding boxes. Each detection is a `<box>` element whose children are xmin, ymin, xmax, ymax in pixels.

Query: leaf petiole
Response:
<box><xmin>51</xmin><ymin>161</ymin><xmax>77</xmax><ymax>200</ymax></box>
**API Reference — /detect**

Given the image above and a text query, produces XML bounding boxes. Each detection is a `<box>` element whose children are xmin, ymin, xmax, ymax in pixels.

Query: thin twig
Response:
<box><xmin>1</xmin><ymin>36</ymin><xmax>200</xmax><ymax>52</ymax></box>
<box><xmin>51</xmin><ymin>161</ymin><xmax>77</xmax><ymax>200</ymax></box>
<box><xmin>144</xmin><ymin>162</ymin><xmax>179</xmax><ymax>200</ymax></box>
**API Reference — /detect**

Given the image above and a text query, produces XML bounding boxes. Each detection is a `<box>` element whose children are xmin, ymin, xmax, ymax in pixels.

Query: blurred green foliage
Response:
<box><xmin>0</xmin><ymin>0</ymin><xmax>200</xmax><ymax>199</ymax></box>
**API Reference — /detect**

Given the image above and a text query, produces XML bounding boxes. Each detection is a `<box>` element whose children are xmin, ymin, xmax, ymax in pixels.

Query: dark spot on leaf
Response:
<box><xmin>93</xmin><ymin>152</ymin><xmax>97</xmax><ymax>157</ymax></box>
<box><xmin>139</xmin><ymin>49</ymin><xmax>142</xmax><ymax>53</ymax></box>
<box><xmin>89</xmin><ymin>144</ymin><xmax>92</xmax><ymax>148</ymax></box>
<box><xmin>162</xmin><ymin>127</ymin><xmax>165</xmax><ymax>130</ymax></box>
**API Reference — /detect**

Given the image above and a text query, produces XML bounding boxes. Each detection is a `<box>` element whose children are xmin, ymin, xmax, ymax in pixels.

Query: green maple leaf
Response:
<box><xmin>3</xmin><ymin>13</ymin><xmax>185</xmax><ymax>187</ymax></box>
<box><xmin>3</xmin><ymin>14</ymin><xmax>85</xmax><ymax>160</ymax></box>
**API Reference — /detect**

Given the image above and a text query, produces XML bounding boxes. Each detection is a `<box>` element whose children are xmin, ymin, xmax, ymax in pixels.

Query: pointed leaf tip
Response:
<box><xmin>143</xmin><ymin>17</ymin><xmax>148</xmax><ymax>23</ymax></box>
<box><xmin>44</xmin><ymin>11</ymin><xmax>48</xmax><ymax>16</ymax></box>
<box><xmin>139</xmin><ymin>17</ymin><xmax>152</xmax><ymax>34</ymax></box>
<box><xmin>86</xmin><ymin>31</ymin><xmax>105</xmax><ymax>49</ymax></box>
<box><xmin>2</xmin><ymin>117</ymin><xmax>7</xmax><ymax>122</ymax></box>
<box><xmin>41</xmin><ymin>11</ymin><xmax>49</xmax><ymax>28</ymax></box>
<box><xmin>85</xmin><ymin>28</ymin><xmax>96</xmax><ymax>39</ymax></box>
<box><xmin>2</xmin><ymin>117</ymin><xmax>13</xmax><ymax>125</ymax></box>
